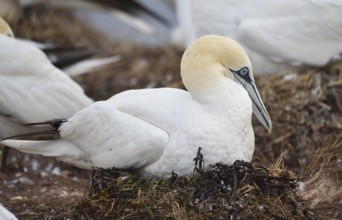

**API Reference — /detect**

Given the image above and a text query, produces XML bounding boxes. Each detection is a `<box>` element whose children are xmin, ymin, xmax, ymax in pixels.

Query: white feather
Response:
<box><xmin>63</xmin><ymin>55</ymin><xmax>121</xmax><ymax>77</ymax></box>
<box><xmin>0</xmin><ymin>204</ymin><xmax>17</xmax><ymax>220</ymax></box>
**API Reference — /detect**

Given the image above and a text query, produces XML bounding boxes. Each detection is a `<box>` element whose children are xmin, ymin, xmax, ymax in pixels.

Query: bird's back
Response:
<box><xmin>0</xmin><ymin>35</ymin><xmax>92</xmax><ymax>123</ymax></box>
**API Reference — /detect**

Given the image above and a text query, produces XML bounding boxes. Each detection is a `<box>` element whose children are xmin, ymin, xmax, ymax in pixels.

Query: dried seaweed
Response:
<box><xmin>71</xmin><ymin>149</ymin><xmax>314</xmax><ymax>219</ymax></box>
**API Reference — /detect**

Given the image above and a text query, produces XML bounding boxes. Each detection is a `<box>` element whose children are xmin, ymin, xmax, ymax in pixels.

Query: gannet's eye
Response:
<box><xmin>228</xmin><ymin>67</ymin><xmax>251</xmax><ymax>83</ymax></box>
<box><xmin>239</xmin><ymin>67</ymin><xmax>249</xmax><ymax>76</ymax></box>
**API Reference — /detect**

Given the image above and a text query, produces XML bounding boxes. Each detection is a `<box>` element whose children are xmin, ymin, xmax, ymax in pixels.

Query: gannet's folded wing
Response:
<box><xmin>238</xmin><ymin>10</ymin><xmax>342</xmax><ymax>66</ymax></box>
<box><xmin>59</xmin><ymin>100</ymin><xmax>170</xmax><ymax>169</ymax></box>
<box><xmin>110</xmin><ymin>88</ymin><xmax>193</xmax><ymax>130</ymax></box>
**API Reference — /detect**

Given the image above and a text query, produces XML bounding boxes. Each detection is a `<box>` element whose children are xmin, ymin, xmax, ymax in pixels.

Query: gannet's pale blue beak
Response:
<box><xmin>230</xmin><ymin>67</ymin><xmax>272</xmax><ymax>132</ymax></box>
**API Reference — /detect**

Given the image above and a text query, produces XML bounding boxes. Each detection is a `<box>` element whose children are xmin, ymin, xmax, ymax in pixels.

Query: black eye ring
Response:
<box><xmin>239</xmin><ymin>67</ymin><xmax>249</xmax><ymax>76</ymax></box>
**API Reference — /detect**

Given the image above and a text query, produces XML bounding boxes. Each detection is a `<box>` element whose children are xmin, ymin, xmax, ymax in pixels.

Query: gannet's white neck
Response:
<box><xmin>183</xmin><ymin>61</ymin><xmax>227</xmax><ymax>102</ymax></box>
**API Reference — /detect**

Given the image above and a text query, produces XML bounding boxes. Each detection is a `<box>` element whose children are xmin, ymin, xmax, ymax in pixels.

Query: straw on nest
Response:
<box><xmin>70</xmin><ymin>148</ymin><xmax>314</xmax><ymax>219</ymax></box>
<box><xmin>300</xmin><ymin>133</ymin><xmax>342</xmax><ymax>219</ymax></box>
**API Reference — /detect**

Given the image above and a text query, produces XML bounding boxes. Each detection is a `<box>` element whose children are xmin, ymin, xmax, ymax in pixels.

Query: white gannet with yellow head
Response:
<box><xmin>0</xmin><ymin>17</ymin><xmax>92</xmax><ymax>167</ymax></box>
<box><xmin>1</xmin><ymin>35</ymin><xmax>271</xmax><ymax>177</ymax></box>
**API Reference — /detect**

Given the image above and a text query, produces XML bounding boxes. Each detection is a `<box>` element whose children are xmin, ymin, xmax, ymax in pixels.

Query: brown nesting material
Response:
<box><xmin>300</xmin><ymin>133</ymin><xmax>342</xmax><ymax>219</ymax></box>
<box><xmin>71</xmin><ymin>149</ymin><xmax>315</xmax><ymax>219</ymax></box>
<box><xmin>253</xmin><ymin>66</ymin><xmax>342</xmax><ymax>172</ymax></box>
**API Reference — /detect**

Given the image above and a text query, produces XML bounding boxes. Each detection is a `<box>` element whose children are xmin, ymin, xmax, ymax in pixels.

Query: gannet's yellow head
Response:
<box><xmin>0</xmin><ymin>17</ymin><xmax>14</xmax><ymax>37</ymax></box>
<box><xmin>181</xmin><ymin>35</ymin><xmax>272</xmax><ymax>132</ymax></box>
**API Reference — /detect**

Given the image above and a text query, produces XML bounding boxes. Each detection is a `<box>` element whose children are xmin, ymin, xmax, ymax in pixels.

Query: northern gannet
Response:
<box><xmin>173</xmin><ymin>0</ymin><xmax>342</xmax><ymax>74</ymax></box>
<box><xmin>0</xmin><ymin>17</ymin><xmax>92</xmax><ymax>167</ymax></box>
<box><xmin>1</xmin><ymin>35</ymin><xmax>272</xmax><ymax>177</ymax></box>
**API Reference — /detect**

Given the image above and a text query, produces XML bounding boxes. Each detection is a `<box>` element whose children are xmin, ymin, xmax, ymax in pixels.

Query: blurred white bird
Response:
<box><xmin>0</xmin><ymin>204</ymin><xmax>17</xmax><ymax>220</ymax></box>
<box><xmin>1</xmin><ymin>35</ymin><xmax>272</xmax><ymax>177</ymax></box>
<box><xmin>15</xmin><ymin>39</ymin><xmax>121</xmax><ymax>76</ymax></box>
<box><xmin>0</xmin><ymin>0</ymin><xmax>170</xmax><ymax>35</ymax></box>
<box><xmin>173</xmin><ymin>0</ymin><xmax>342</xmax><ymax>74</ymax></box>
<box><xmin>0</xmin><ymin>17</ymin><xmax>93</xmax><ymax>168</ymax></box>
<box><xmin>0</xmin><ymin>0</ymin><xmax>20</xmax><ymax>22</ymax></box>
<box><xmin>61</xmin><ymin>54</ymin><xmax>121</xmax><ymax>77</ymax></box>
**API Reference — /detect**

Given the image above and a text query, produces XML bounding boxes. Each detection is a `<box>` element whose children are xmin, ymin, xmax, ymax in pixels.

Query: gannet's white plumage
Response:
<box><xmin>174</xmin><ymin>0</ymin><xmax>342</xmax><ymax>74</ymax></box>
<box><xmin>62</xmin><ymin>55</ymin><xmax>121</xmax><ymax>77</ymax></box>
<box><xmin>0</xmin><ymin>17</ymin><xmax>92</xmax><ymax>137</ymax></box>
<box><xmin>13</xmin><ymin>38</ymin><xmax>121</xmax><ymax>77</ymax></box>
<box><xmin>0</xmin><ymin>204</ymin><xmax>17</xmax><ymax>220</ymax></box>
<box><xmin>12</xmin><ymin>0</ymin><xmax>167</xmax><ymax>36</ymax></box>
<box><xmin>2</xmin><ymin>35</ymin><xmax>272</xmax><ymax>177</ymax></box>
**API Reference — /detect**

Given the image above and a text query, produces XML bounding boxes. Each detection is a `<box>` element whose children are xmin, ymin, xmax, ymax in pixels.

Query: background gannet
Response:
<box><xmin>0</xmin><ymin>0</ymin><xmax>20</xmax><ymax>22</ymax></box>
<box><xmin>0</xmin><ymin>17</ymin><xmax>93</xmax><ymax>168</ymax></box>
<box><xmin>173</xmin><ymin>0</ymin><xmax>342</xmax><ymax>74</ymax></box>
<box><xmin>0</xmin><ymin>0</ymin><xmax>170</xmax><ymax>36</ymax></box>
<box><xmin>14</xmin><ymin>39</ymin><xmax>121</xmax><ymax>76</ymax></box>
<box><xmin>1</xmin><ymin>35</ymin><xmax>272</xmax><ymax>177</ymax></box>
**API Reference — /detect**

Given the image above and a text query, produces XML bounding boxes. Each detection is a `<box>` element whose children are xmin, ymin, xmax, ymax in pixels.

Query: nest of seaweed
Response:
<box><xmin>71</xmin><ymin>148</ymin><xmax>315</xmax><ymax>219</ymax></box>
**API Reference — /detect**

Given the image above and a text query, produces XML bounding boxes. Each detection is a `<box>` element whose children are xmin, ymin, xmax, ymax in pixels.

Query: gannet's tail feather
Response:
<box><xmin>1</xmin><ymin>140</ymin><xmax>63</xmax><ymax>156</ymax></box>
<box><xmin>1</xmin><ymin>130</ymin><xmax>59</xmax><ymax>141</ymax></box>
<box><xmin>24</xmin><ymin>119</ymin><xmax>67</xmax><ymax>129</ymax></box>
<box><xmin>0</xmin><ymin>139</ymin><xmax>93</xmax><ymax>169</ymax></box>
<box><xmin>0</xmin><ymin>119</ymin><xmax>67</xmax><ymax>141</ymax></box>
<box><xmin>0</xmin><ymin>119</ymin><xmax>93</xmax><ymax>168</ymax></box>
<box><xmin>0</xmin><ymin>116</ymin><xmax>61</xmax><ymax>140</ymax></box>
